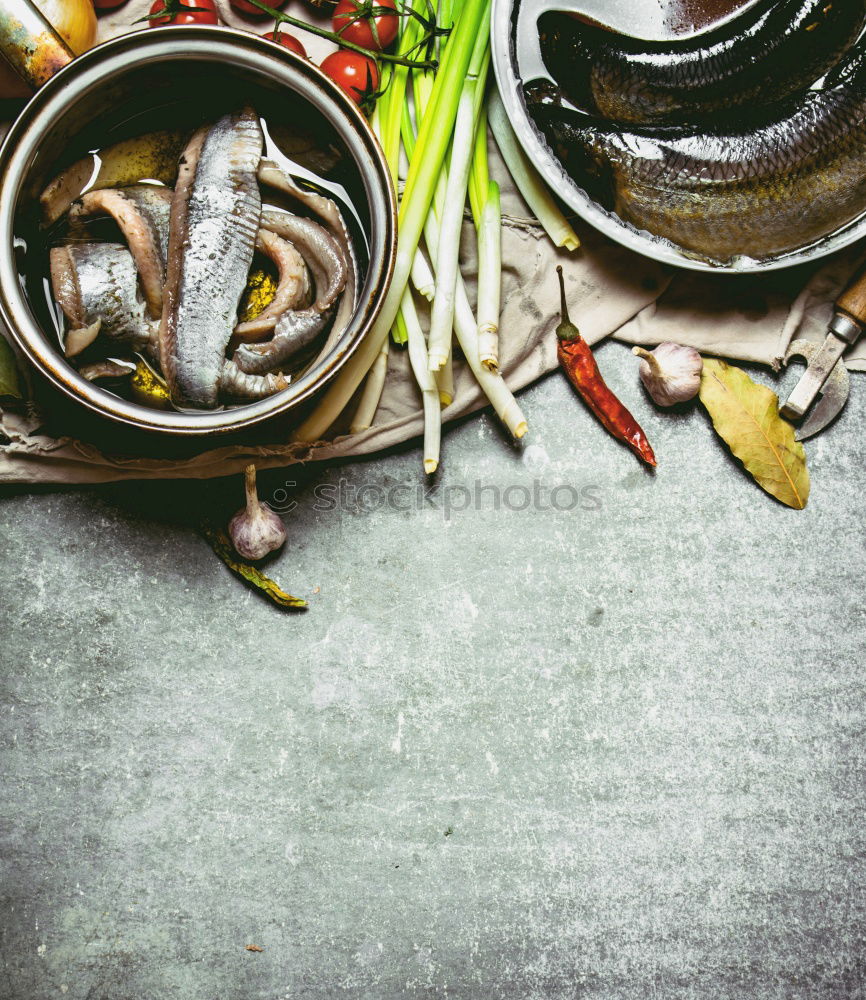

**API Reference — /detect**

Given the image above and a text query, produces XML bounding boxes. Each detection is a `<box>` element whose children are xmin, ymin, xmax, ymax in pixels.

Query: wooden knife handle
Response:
<box><xmin>836</xmin><ymin>257</ymin><xmax>866</xmax><ymax>325</ymax></box>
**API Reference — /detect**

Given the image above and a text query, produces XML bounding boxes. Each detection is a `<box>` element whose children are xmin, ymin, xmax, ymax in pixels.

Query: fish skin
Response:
<box><xmin>233</xmin><ymin>209</ymin><xmax>347</xmax><ymax>374</ymax></box>
<box><xmin>71</xmin><ymin>186</ymin><xmax>172</xmax><ymax>318</ymax></box>
<box><xmin>258</xmin><ymin>163</ymin><xmax>358</xmax><ymax>363</ymax></box>
<box><xmin>528</xmin><ymin>44</ymin><xmax>866</xmax><ymax>262</ymax></box>
<box><xmin>538</xmin><ymin>0</ymin><xmax>866</xmax><ymax>125</ymax></box>
<box><xmin>233</xmin><ymin>229</ymin><xmax>310</xmax><ymax>341</ymax></box>
<box><xmin>160</xmin><ymin>109</ymin><xmax>264</xmax><ymax>409</ymax></box>
<box><xmin>50</xmin><ymin>243</ymin><xmax>157</xmax><ymax>354</ymax></box>
<box><xmin>79</xmin><ymin>359</ymin><xmax>137</xmax><ymax>382</ymax></box>
<box><xmin>40</xmin><ymin>130</ymin><xmax>186</xmax><ymax>226</ymax></box>
<box><xmin>218</xmin><ymin>361</ymin><xmax>290</xmax><ymax>401</ymax></box>
<box><xmin>49</xmin><ymin>241</ymin><xmax>288</xmax><ymax>403</ymax></box>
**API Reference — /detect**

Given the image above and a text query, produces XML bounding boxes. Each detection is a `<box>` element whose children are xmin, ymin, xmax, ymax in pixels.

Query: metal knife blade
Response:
<box><xmin>781</xmin><ymin>338</ymin><xmax>851</xmax><ymax>439</ymax></box>
<box><xmin>780</xmin><ymin>313</ymin><xmax>861</xmax><ymax>423</ymax></box>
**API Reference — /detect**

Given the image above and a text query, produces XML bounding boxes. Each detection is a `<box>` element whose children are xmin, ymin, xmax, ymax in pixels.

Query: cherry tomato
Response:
<box><xmin>262</xmin><ymin>30</ymin><xmax>307</xmax><ymax>58</ymax></box>
<box><xmin>229</xmin><ymin>0</ymin><xmax>287</xmax><ymax>19</ymax></box>
<box><xmin>92</xmin><ymin>0</ymin><xmax>129</xmax><ymax>10</ymax></box>
<box><xmin>319</xmin><ymin>50</ymin><xmax>380</xmax><ymax>112</ymax></box>
<box><xmin>148</xmin><ymin>0</ymin><xmax>219</xmax><ymax>25</ymax></box>
<box><xmin>332</xmin><ymin>0</ymin><xmax>398</xmax><ymax>51</ymax></box>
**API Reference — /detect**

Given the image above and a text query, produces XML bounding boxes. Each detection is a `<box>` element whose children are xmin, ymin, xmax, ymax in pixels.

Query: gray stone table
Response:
<box><xmin>1</xmin><ymin>341</ymin><xmax>864</xmax><ymax>999</ymax></box>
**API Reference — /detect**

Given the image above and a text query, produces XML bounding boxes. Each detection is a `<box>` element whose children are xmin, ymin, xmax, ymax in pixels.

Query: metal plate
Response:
<box><xmin>490</xmin><ymin>0</ymin><xmax>866</xmax><ymax>274</ymax></box>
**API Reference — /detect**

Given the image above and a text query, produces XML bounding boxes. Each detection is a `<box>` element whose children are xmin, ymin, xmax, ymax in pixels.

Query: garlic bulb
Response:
<box><xmin>633</xmin><ymin>343</ymin><xmax>703</xmax><ymax>407</ymax></box>
<box><xmin>228</xmin><ymin>464</ymin><xmax>286</xmax><ymax>561</ymax></box>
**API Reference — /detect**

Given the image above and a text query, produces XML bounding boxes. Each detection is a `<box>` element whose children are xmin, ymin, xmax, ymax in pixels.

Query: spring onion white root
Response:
<box><xmin>488</xmin><ymin>89</ymin><xmax>580</xmax><ymax>252</ymax></box>
<box><xmin>402</xmin><ymin>290</ymin><xmax>441</xmax><ymax>473</ymax></box>
<box><xmin>476</xmin><ymin>180</ymin><xmax>501</xmax><ymax>371</ymax></box>
<box><xmin>350</xmin><ymin>337</ymin><xmax>389</xmax><ymax>433</ymax></box>
<box><xmin>435</xmin><ymin>349</ymin><xmax>454</xmax><ymax>407</ymax></box>
<box><xmin>454</xmin><ymin>279</ymin><xmax>526</xmax><ymax>437</ymax></box>
<box><xmin>411</xmin><ymin>247</ymin><xmax>436</xmax><ymax>301</ymax></box>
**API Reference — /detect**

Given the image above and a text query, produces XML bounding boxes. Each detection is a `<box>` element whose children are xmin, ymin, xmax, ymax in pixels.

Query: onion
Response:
<box><xmin>35</xmin><ymin>0</ymin><xmax>97</xmax><ymax>56</ymax></box>
<box><xmin>0</xmin><ymin>0</ymin><xmax>97</xmax><ymax>98</ymax></box>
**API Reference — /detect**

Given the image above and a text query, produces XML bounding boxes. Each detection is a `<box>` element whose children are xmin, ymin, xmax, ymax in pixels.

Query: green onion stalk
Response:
<box><xmin>402</xmin><ymin>288</ymin><xmax>442</xmax><ymax>472</ymax></box>
<box><xmin>487</xmin><ymin>90</ymin><xmax>580</xmax><ymax>252</ymax></box>
<box><xmin>424</xmin><ymin>14</ymin><xmax>489</xmax><ymax>371</ymax></box>
<box><xmin>469</xmin><ymin>104</ymin><xmax>501</xmax><ymax>371</ymax></box>
<box><xmin>293</xmin><ymin>0</ymin><xmax>491</xmax><ymax>445</ymax></box>
<box><xmin>401</xmin><ymin>31</ymin><xmax>526</xmax><ymax>438</ymax></box>
<box><xmin>348</xmin><ymin>2</ymin><xmax>424</xmax><ymax>434</ymax></box>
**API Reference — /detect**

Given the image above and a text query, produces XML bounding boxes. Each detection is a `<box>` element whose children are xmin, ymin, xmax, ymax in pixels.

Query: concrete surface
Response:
<box><xmin>1</xmin><ymin>341</ymin><xmax>865</xmax><ymax>999</ymax></box>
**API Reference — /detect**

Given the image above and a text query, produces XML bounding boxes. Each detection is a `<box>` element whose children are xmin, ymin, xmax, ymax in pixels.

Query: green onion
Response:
<box><xmin>400</xmin><ymin>9</ymin><xmax>525</xmax><ymax>436</ymax></box>
<box><xmin>411</xmin><ymin>247</ymin><xmax>436</xmax><ymax>301</ymax></box>
<box><xmin>476</xmin><ymin>179</ymin><xmax>501</xmax><ymax>371</ymax></box>
<box><xmin>426</xmin><ymin>17</ymin><xmax>490</xmax><ymax>371</ymax></box>
<box><xmin>488</xmin><ymin>89</ymin><xmax>580</xmax><ymax>252</ymax></box>
<box><xmin>293</xmin><ymin>0</ymin><xmax>491</xmax><ymax>444</ymax></box>
<box><xmin>350</xmin><ymin>337</ymin><xmax>389</xmax><ymax>433</ymax></box>
<box><xmin>435</xmin><ymin>349</ymin><xmax>454</xmax><ymax>407</ymax></box>
<box><xmin>402</xmin><ymin>289</ymin><xmax>441</xmax><ymax>473</ymax></box>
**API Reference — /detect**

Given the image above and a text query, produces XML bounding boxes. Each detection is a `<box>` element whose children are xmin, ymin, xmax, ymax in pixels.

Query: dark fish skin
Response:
<box><xmin>538</xmin><ymin>0</ymin><xmax>866</xmax><ymax>124</ymax></box>
<box><xmin>528</xmin><ymin>44</ymin><xmax>866</xmax><ymax>262</ymax></box>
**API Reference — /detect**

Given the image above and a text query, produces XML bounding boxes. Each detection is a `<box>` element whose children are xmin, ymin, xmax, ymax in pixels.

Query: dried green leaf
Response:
<box><xmin>0</xmin><ymin>336</ymin><xmax>23</xmax><ymax>400</ymax></box>
<box><xmin>200</xmin><ymin>523</ymin><xmax>307</xmax><ymax>609</ymax></box>
<box><xmin>699</xmin><ymin>358</ymin><xmax>810</xmax><ymax>509</ymax></box>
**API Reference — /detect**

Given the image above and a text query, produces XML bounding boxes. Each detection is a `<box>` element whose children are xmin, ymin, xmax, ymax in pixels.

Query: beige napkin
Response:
<box><xmin>0</xmin><ymin>3</ymin><xmax>862</xmax><ymax>483</ymax></box>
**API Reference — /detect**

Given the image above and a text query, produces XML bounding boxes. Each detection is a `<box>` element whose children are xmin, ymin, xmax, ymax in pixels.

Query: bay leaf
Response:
<box><xmin>699</xmin><ymin>358</ymin><xmax>809</xmax><ymax>510</ymax></box>
<box><xmin>0</xmin><ymin>335</ymin><xmax>23</xmax><ymax>400</ymax></box>
<box><xmin>200</xmin><ymin>523</ymin><xmax>307</xmax><ymax>610</ymax></box>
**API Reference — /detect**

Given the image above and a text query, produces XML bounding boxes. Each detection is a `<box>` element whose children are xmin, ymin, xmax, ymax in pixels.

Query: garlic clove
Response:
<box><xmin>633</xmin><ymin>342</ymin><xmax>703</xmax><ymax>407</ymax></box>
<box><xmin>228</xmin><ymin>464</ymin><xmax>287</xmax><ymax>561</ymax></box>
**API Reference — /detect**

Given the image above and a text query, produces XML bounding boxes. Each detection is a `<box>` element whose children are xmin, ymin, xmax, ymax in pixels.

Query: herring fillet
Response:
<box><xmin>233</xmin><ymin>209</ymin><xmax>348</xmax><ymax>374</ymax></box>
<box><xmin>50</xmin><ymin>243</ymin><xmax>156</xmax><ymax>355</ymax></box>
<box><xmin>160</xmin><ymin>109</ymin><xmax>264</xmax><ymax>408</ymax></box>
<box><xmin>71</xmin><ymin>186</ymin><xmax>173</xmax><ymax>318</ymax></box>
<box><xmin>50</xmin><ymin>240</ymin><xmax>288</xmax><ymax>402</ymax></box>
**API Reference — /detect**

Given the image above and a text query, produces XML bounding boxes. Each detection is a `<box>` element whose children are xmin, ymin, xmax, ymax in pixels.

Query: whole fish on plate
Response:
<box><xmin>528</xmin><ymin>42</ymin><xmax>866</xmax><ymax>262</ymax></box>
<box><xmin>159</xmin><ymin>107</ymin><xmax>265</xmax><ymax>408</ymax></box>
<box><xmin>538</xmin><ymin>0</ymin><xmax>866</xmax><ymax>124</ymax></box>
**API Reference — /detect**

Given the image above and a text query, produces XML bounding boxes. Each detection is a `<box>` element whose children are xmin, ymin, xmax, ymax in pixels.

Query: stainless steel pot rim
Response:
<box><xmin>0</xmin><ymin>27</ymin><xmax>397</xmax><ymax>434</ymax></box>
<box><xmin>490</xmin><ymin>0</ymin><xmax>866</xmax><ymax>275</ymax></box>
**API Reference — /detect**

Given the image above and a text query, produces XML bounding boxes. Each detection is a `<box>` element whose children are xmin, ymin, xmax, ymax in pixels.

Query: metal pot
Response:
<box><xmin>0</xmin><ymin>2</ymin><xmax>396</xmax><ymax>434</ymax></box>
<box><xmin>491</xmin><ymin>0</ymin><xmax>866</xmax><ymax>274</ymax></box>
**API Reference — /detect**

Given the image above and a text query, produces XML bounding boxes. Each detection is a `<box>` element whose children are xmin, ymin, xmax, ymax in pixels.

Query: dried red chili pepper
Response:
<box><xmin>556</xmin><ymin>267</ymin><xmax>656</xmax><ymax>467</ymax></box>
